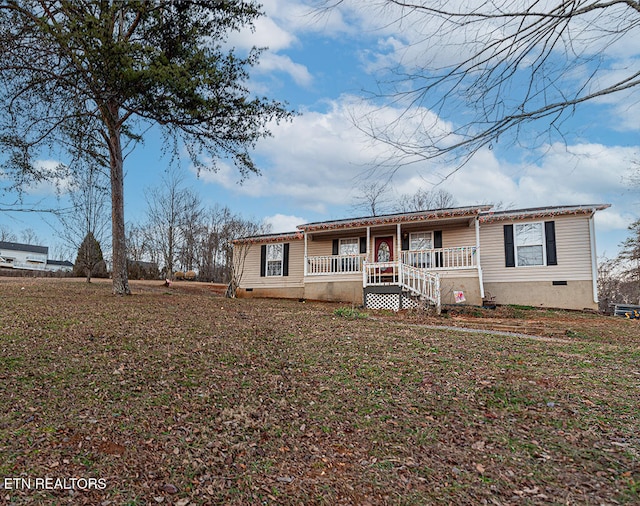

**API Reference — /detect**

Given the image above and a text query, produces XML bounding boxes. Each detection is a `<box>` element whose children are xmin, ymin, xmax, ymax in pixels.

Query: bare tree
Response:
<box><xmin>227</xmin><ymin>219</ymin><xmax>272</xmax><ymax>297</ymax></box>
<box><xmin>126</xmin><ymin>224</ymin><xmax>151</xmax><ymax>264</ymax></box>
<box><xmin>20</xmin><ymin>228</ymin><xmax>40</xmax><ymax>245</ymax></box>
<box><xmin>351</xmin><ymin>181</ymin><xmax>393</xmax><ymax>216</ymax></box>
<box><xmin>0</xmin><ymin>225</ymin><xmax>16</xmax><ymax>242</ymax></box>
<box><xmin>396</xmin><ymin>188</ymin><xmax>456</xmax><ymax>213</ymax></box>
<box><xmin>57</xmin><ymin>164</ymin><xmax>110</xmax><ymax>270</ymax></box>
<box><xmin>328</xmin><ymin>1</ymin><xmax>640</xmax><ymax>169</ymax></box>
<box><xmin>145</xmin><ymin>170</ymin><xmax>202</xmax><ymax>278</ymax></box>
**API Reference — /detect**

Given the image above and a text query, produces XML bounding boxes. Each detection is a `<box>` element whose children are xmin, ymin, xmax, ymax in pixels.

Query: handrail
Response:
<box><xmin>363</xmin><ymin>260</ymin><xmax>441</xmax><ymax>313</ymax></box>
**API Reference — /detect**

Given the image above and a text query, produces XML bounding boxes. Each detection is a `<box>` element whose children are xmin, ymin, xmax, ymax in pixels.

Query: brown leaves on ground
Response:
<box><xmin>0</xmin><ymin>278</ymin><xmax>638</xmax><ymax>505</ymax></box>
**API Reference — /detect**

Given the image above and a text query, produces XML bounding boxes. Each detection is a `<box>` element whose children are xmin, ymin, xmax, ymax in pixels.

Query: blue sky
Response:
<box><xmin>1</xmin><ymin>0</ymin><xmax>638</xmax><ymax>261</ymax></box>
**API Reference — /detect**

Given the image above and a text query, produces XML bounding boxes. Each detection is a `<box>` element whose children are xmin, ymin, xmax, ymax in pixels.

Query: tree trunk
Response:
<box><xmin>107</xmin><ymin>104</ymin><xmax>131</xmax><ymax>296</ymax></box>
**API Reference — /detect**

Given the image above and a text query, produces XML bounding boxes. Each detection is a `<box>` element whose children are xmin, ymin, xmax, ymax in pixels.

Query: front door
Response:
<box><xmin>375</xmin><ymin>236</ymin><xmax>394</xmax><ymax>272</ymax></box>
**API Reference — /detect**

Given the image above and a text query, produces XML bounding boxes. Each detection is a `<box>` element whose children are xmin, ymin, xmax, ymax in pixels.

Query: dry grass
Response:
<box><xmin>0</xmin><ymin>278</ymin><xmax>638</xmax><ymax>505</ymax></box>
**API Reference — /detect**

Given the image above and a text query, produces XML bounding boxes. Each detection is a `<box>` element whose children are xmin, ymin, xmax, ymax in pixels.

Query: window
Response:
<box><xmin>410</xmin><ymin>232</ymin><xmax>432</xmax><ymax>251</ymax></box>
<box><xmin>339</xmin><ymin>238</ymin><xmax>359</xmax><ymax>256</ymax></box>
<box><xmin>409</xmin><ymin>232</ymin><xmax>432</xmax><ymax>267</ymax></box>
<box><xmin>339</xmin><ymin>238</ymin><xmax>360</xmax><ymax>272</ymax></box>
<box><xmin>515</xmin><ymin>223</ymin><xmax>544</xmax><ymax>266</ymax></box>
<box><xmin>266</xmin><ymin>243</ymin><xmax>283</xmax><ymax>276</ymax></box>
<box><xmin>504</xmin><ymin>221</ymin><xmax>556</xmax><ymax>268</ymax></box>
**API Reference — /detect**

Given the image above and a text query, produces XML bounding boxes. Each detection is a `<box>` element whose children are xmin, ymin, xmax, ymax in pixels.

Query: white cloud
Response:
<box><xmin>24</xmin><ymin>160</ymin><xmax>73</xmax><ymax>196</ymax></box>
<box><xmin>256</xmin><ymin>53</ymin><xmax>313</xmax><ymax>87</ymax></box>
<box><xmin>264</xmin><ymin>213</ymin><xmax>306</xmax><ymax>232</ymax></box>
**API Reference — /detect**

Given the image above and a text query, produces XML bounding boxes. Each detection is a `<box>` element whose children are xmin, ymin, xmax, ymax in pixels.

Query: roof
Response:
<box><xmin>233</xmin><ymin>203</ymin><xmax>611</xmax><ymax>242</ymax></box>
<box><xmin>0</xmin><ymin>241</ymin><xmax>48</xmax><ymax>255</ymax></box>
<box><xmin>479</xmin><ymin>204</ymin><xmax>610</xmax><ymax>223</ymax></box>
<box><xmin>233</xmin><ymin>231</ymin><xmax>303</xmax><ymax>245</ymax></box>
<box><xmin>47</xmin><ymin>260</ymin><xmax>74</xmax><ymax>267</ymax></box>
<box><xmin>298</xmin><ymin>205</ymin><xmax>493</xmax><ymax>232</ymax></box>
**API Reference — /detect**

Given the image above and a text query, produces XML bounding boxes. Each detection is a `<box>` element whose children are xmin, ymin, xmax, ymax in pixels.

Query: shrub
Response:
<box><xmin>333</xmin><ymin>307</ymin><xmax>368</xmax><ymax>319</ymax></box>
<box><xmin>184</xmin><ymin>270</ymin><xmax>196</xmax><ymax>281</ymax></box>
<box><xmin>174</xmin><ymin>271</ymin><xmax>185</xmax><ymax>280</ymax></box>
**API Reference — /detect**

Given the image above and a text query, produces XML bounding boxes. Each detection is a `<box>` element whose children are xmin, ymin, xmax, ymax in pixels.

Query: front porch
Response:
<box><xmin>305</xmin><ymin>246</ymin><xmax>478</xmax><ymax>276</ymax></box>
<box><xmin>304</xmin><ymin>247</ymin><xmax>483</xmax><ymax>311</ymax></box>
<box><xmin>298</xmin><ymin>207</ymin><xmax>489</xmax><ymax>310</ymax></box>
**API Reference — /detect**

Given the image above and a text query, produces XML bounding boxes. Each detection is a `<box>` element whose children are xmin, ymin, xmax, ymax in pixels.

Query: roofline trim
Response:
<box><xmin>297</xmin><ymin>205</ymin><xmax>493</xmax><ymax>232</ymax></box>
<box><xmin>479</xmin><ymin>204</ymin><xmax>610</xmax><ymax>222</ymax></box>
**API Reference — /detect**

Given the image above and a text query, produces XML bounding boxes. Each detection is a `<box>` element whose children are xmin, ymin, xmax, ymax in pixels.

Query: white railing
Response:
<box><xmin>363</xmin><ymin>260</ymin><xmax>441</xmax><ymax>312</ymax></box>
<box><xmin>363</xmin><ymin>261</ymin><xmax>400</xmax><ymax>285</ymax></box>
<box><xmin>401</xmin><ymin>246</ymin><xmax>477</xmax><ymax>270</ymax></box>
<box><xmin>401</xmin><ymin>264</ymin><xmax>440</xmax><ymax>309</ymax></box>
<box><xmin>306</xmin><ymin>254</ymin><xmax>364</xmax><ymax>275</ymax></box>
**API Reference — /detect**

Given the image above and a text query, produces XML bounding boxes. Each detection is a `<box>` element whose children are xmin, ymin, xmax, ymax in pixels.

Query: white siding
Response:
<box><xmin>481</xmin><ymin>215</ymin><xmax>594</xmax><ymax>283</ymax></box>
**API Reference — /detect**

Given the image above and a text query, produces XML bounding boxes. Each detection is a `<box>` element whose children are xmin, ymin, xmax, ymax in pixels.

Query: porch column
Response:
<box><xmin>396</xmin><ymin>223</ymin><xmax>401</xmax><ymax>263</ymax></box>
<box><xmin>366</xmin><ymin>226</ymin><xmax>371</xmax><ymax>262</ymax></box>
<box><xmin>304</xmin><ymin>231</ymin><xmax>308</xmax><ymax>277</ymax></box>
<box><xmin>475</xmin><ymin>217</ymin><xmax>485</xmax><ymax>298</ymax></box>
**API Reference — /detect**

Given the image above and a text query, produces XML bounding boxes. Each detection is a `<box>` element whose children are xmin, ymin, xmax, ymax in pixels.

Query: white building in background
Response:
<box><xmin>0</xmin><ymin>241</ymin><xmax>73</xmax><ymax>272</ymax></box>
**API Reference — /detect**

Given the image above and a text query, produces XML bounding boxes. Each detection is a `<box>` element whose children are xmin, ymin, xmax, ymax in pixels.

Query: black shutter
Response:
<box><xmin>434</xmin><ymin>231</ymin><xmax>443</xmax><ymax>268</ymax></box>
<box><xmin>401</xmin><ymin>235</ymin><xmax>409</xmax><ymax>251</ymax></box>
<box><xmin>282</xmin><ymin>243</ymin><xmax>290</xmax><ymax>276</ymax></box>
<box><xmin>260</xmin><ymin>245</ymin><xmax>266</xmax><ymax>277</ymax></box>
<box><xmin>545</xmin><ymin>221</ymin><xmax>557</xmax><ymax>266</ymax></box>
<box><xmin>434</xmin><ymin>231</ymin><xmax>443</xmax><ymax>248</ymax></box>
<box><xmin>504</xmin><ymin>225</ymin><xmax>515</xmax><ymax>268</ymax></box>
<box><xmin>332</xmin><ymin>239</ymin><xmax>339</xmax><ymax>255</ymax></box>
<box><xmin>360</xmin><ymin>237</ymin><xmax>367</xmax><ymax>254</ymax></box>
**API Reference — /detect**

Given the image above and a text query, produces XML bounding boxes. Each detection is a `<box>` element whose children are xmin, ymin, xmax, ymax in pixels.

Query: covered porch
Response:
<box><xmin>298</xmin><ymin>206</ymin><xmax>490</xmax><ymax>308</ymax></box>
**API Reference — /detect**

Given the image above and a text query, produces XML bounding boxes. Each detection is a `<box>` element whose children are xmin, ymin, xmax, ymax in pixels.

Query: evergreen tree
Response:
<box><xmin>74</xmin><ymin>232</ymin><xmax>107</xmax><ymax>283</ymax></box>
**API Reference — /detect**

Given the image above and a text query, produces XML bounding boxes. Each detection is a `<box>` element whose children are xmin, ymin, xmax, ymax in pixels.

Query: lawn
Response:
<box><xmin>0</xmin><ymin>278</ymin><xmax>638</xmax><ymax>505</ymax></box>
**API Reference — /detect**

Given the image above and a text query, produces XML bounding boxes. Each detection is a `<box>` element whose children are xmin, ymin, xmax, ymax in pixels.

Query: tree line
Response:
<box><xmin>75</xmin><ymin>168</ymin><xmax>269</xmax><ymax>283</ymax></box>
<box><xmin>598</xmin><ymin>219</ymin><xmax>640</xmax><ymax>311</ymax></box>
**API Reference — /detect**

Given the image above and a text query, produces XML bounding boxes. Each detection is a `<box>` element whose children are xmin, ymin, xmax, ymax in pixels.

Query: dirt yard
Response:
<box><xmin>0</xmin><ymin>277</ymin><xmax>638</xmax><ymax>505</ymax></box>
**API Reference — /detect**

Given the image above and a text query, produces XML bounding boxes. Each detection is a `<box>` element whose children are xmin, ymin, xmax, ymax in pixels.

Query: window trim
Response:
<box><xmin>265</xmin><ymin>243</ymin><xmax>284</xmax><ymax>277</ymax></box>
<box><xmin>409</xmin><ymin>231</ymin><xmax>433</xmax><ymax>251</ymax></box>
<box><xmin>514</xmin><ymin>221</ymin><xmax>546</xmax><ymax>267</ymax></box>
<box><xmin>338</xmin><ymin>237</ymin><xmax>360</xmax><ymax>256</ymax></box>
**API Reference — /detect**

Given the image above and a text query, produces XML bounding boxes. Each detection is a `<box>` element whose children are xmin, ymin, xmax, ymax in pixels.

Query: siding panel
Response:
<box><xmin>481</xmin><ymin>215</ymin><xmax>593</xmax><ymax>282</ymax></box>
<box><xmin>237</xmin><ymin>240</ymin><xmax>304</xmax><ymax>288</ymax></box>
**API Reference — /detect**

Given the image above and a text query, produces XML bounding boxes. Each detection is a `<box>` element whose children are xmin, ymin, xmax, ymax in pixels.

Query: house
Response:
<box><xmin>45</xmin><ymin>260</ymin><xmax>74</xmax><ymax>273</ymax></box>
<box><xmin>0</xmin><ymin>241</ymin><xmax>49</xmax><ymax>271</ymax></box>
<box><xmin>232</xmin><ymin>204</ymin><xmax>610</xmax><ymax>311</ymax></box>
<box><xmin>0</xmin><ymin>241</ymin><xmax>73</xmax><ymax>273</ymax></box>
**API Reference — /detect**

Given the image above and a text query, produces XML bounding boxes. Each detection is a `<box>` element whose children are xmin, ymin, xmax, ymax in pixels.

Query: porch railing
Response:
<box><xmin>363</xmin><ymin>260</ymin><xmax>441</xmax><ymax>312</ymax></box>
<box><xmin>305</xmin><ymin>246</ymin><xmax>477</xmax><ymax>276</ymax></box>
<box><xmin>401</xmin><ymin>246</ymin><xmax>477</xmax><ymax>270</ymax></box>
<box><xmin>306</xmin><ymin>254</ymin><xmax>364</xmax><ymax>275</ymax></box>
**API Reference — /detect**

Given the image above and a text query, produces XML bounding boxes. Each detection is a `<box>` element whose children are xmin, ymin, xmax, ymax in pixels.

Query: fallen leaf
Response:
<box><xmin>161</xmin><ymin>484</ymin><xmax>178</xmax><ymax>494</ymax></box>
<box><xmin>471</xmin><ymin>441</ymin><xmax>485</xmax><ymax>451</ymax></box>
